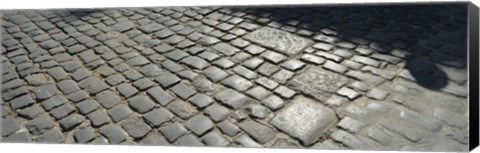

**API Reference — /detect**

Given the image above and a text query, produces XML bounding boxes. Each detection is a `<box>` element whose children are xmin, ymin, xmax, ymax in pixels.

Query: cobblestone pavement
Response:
<box><xmin>0</xmin><ymin>4</ymin><xmax>470</xmax><ymax>152</ymax></box>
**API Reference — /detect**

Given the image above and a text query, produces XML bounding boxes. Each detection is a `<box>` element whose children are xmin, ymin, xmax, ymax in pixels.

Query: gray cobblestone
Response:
<box><xmin>76</xmin><ymin>99</ymin><xmax>100</xmax><ymax>115</ymax></box>
<box><xmin>10</xmin><ymin>94</ymin><xmax>35</xmax><ymax>110</ymax></box>
<box><xmin>204</xmin><ymin>103</ymin><xmax>230</xmax><ymax>122</ymax></box>
<box><xmin>0</xmin><ymin>5</ymin><xmax>469</xmax><ymax>151</ymax></box>
<box><xmin>128</xmin><ymin>95</ymin><xmax>156</xmax><ymax>113</ymax></box>
<box><xmin>87</xmin><ymin>110</ymin><xmax>110</xmax><ymax>127</ymax></box>
<box><xmin>400</xmin><ymin>110</ymin><xmax>442</xmax><ymax>132</ymax></box>
<box><xmin>337</xmin><ymin>116</ymin><xmax>366</xmax><ymax>133</ymax></box>
<box><xmin>117</xmin><ymin>83</ymin><xmax>138</xmax><ymax>98</ymax></box>
<box><xmin>1</xmin><ymin>117</ymin><xmax>20</xmax><ymax>137</ymax></box>
<box><xmin>346</xmin><ymin>70</ymin><xmax>385</xmax><ymax>86</ymax></box>
<box><xmin>244</xmin><ymin>103</ymin><xmax>271</xmax><ymax>119</ymax></box>
<box><xmin>59</xmin><ymin>114</ymin><xmax>85</xmax><ymax>130</ymax></box>
<box><xmin>99</xmin><ymin>124</ymin><xmax>129</xmax><ymax>144</ymax></box>
<box><xmin>185</xmin><ymin>114</ymin><xmax>214</xmax><ymax>136</ymax></box>
<box><xmin>108</xmin><ymin>104</ymin><xmax>133</xmax><ymax>123</ymax></box>
<box><xmin>315</xmin><ymin>51</ymin><xmax>342</xmax><ymax>63</ymax></box>
<box><xmin>176</xmin><ymin>134</ymin><xmax>204</xmax><ymax>146</ymax></box>
<box><xmin>17</xmin><ymin>105</ymin><xmax>45</xmax><ymax>119</ymax></box>
<box><xmin>239</xmin><ymin>120</ymin><xmax>275</xmax><ymax>144</ymax></box>
<box><xmin>189</xmin><ymin>94</ymin><xmax>213</xmax><ymax>108</ymax></box>
<box><xmin>166</xmin><ymin>100</ymin><xmax>198</xmax><ymax>120</ymax></box>
<box><xmin>379</xmin><ymin>119</ymin><xmax>424</xmax><ymax>142</ymax></box>
<box><xmin>243</xmin><ymin>57</ymin><xmax>264</xmax><ymax>69</ymax></box>
<box><xmin>222</xmin><ymin>75</ymin><xmax>255</xmax><ymax>91</ymax></box>
<box><xmin>257</xmin><ymin>62</ymin><xmax>280</xmax><ymax>76</ymax></box>
<box><xmin>74</xmin><ymin>127</ymin><xmax>96</xmax><ymax>143</ymax></box>
<box><xmin>146</xmin><ymin>86</ymin><xmax>175</xmax><ymax>106</ymax></box>
<box><xmin>170</xmin><ymin>83</ymin><xmax>196</xmax><ymax>100</ymax></box>
<box><xmin>37</xmin><ymin>128</ymin><xmax>65</xmax><ymax>143</ymax></box>
<box><xmin>301</xmin><ymin>54</ymin><xmax>325</xmax><ymax>65</ymax></box>
<box><xmin>323</xmin><ymin>60</ymin><xmax>348</xmax><ymax>74</ymax></box>
<box><xmin>121</xmin><ymin>116</ymin><xmax>152</xmax><ymax>139</ymax></box>
<box><xmin>281</xmin><ymin>59</ymin><xmax>305</xmax><ymax>71</ymax></box>
<box><xmin>159</xmin><ymin>122</ymin><xmax>188</xmax><ymax>142</ymax></box>
<box><xmin>203</xmin><ymin>66</ymin><xmax>228</xmax><ymax>82</ymax></box>
<box><xmin>233</xmin><ymin>65</ymin><xmax>258</xmax><ymax>79</ymax></box>
<box><xmin>217</xmin><ymin>120</ymin><xmax>241</xmax><ymax>136</ymax></box>
<box><xmin>215</xmin><ymin>88</ymin><xmax>250</xmax><ymax>109</ymax></box>
<box><xmin>212</xmin><ymin>43</ymin><xmax>240</xmax><ymax>56</ymax></box>
<box><xmin>213</xmin><ymin>58</ymin><xmax>235</xmax><ymax>69</ymax></box>
<box><xmin>366</xmin><ymin>88</ymin><xmax>389</xmax><ymax>100</ymax></box>
<box><xmin>434</xmin><ymin>108</ymin><xmax>467</xmax><ymax>128</ymax></box>
<box><xmin>202</xmin><ymin>131</ymin><xmax>230</xmax><ymax>147</ymax></box>
<box><xmin>331</xmin><ymin>129</ymin><xmax>370</xmax><ymax>149</ymax></box>
<box><xmin>192</xmin><ymin>77</ymin><xmax>214</xmax><ymax>92</ymax></box>
<box><xmin>351</xmin><ymin>55</ymin><xmax>380</xmax><ymax>67</ymax></box>
<box><xmin>26</xmin><ymin>114</ymin><xmax>55</xmax><ymax>135</ymax></box>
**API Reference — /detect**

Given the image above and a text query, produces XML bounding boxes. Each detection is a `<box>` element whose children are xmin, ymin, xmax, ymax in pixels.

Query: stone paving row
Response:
<box><xmin>0</xmin><ymin>4</ymin><xmax>469</xmax><ymax>151</ymax></box>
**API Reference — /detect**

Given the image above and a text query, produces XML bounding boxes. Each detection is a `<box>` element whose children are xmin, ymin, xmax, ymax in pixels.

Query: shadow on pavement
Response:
<box><xmin>226</xmin><ymin>3</ymin><xmax>468</xmax><ymax>90</ymax></box>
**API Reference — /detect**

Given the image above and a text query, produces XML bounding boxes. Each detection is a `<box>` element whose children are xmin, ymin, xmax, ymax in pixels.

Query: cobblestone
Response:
<box><xmin>233</xmin><ymin>66</ymin><xmax>257</xmax><ymax>79</ymax></box>
<box><xmin>271</xmin><ymin>96</ymin><xmax>337</xmax><ymax>146</ymax></box>
<box><xmin>37</xmin><ymin>128</ymin><xmax>65</xmax><ymax>143</ymax></box>
<box><xmin>217</xmin><ymin>120</ymin><xmax>241</xmax><ymax>136</ymax></box>
<box><xmin>244</xmin><ymin>103</ymin><xmax>271</xmax><ymax>119</ymax></box>
<box><xmin>166</xmin><ymin>100</ymin><xmax>198</xmax><ymax>120</ymax></box>
<box><xmin>203</xmin><ymin>66</ymin><xmax>228</xmax><ymax>82</ymax></box>
<box><xmin>301</xmin><ymin>54</ymin><xmax>325</xmax><ymax>65</ymax></box>
<box><xmin>59</xmin><ymin>114</ymin><xmax>85</xmax><ymax>130</ymax></box>
<box><xmin>120</xmin><ymin>116</ymin><xmax>152</xmax><ymax>139</ymax></box>
<box><xmin>76</xmin><ymin>99</ymin><xmax>100</xmax><ymax>115</ymax></box>
<box><xmin>0</xmin><ymin>5</ymin><xmax>469</xmax><ymax>151</ymax></box>
<box><xmin>1</xmin><ymin>117</ymin><xmax>20</xmax><ymax>137</ymax></box>
<box><xmin>128</xmin><ymin>95</ymin><xmax>156</xmax><ymax>113</ymax></box>
<box><xmin>204</xmin><ymin>104</ymin><xmax>230</xmax><ymax>122</ymax></box>
<box><xmin>176</xmin><ymin>134</ymin><xmax>204</xmax><ymax>146</ymax></box>
<box><xmin>99</xmin><ymin>124</ymin><xmax>129</xmax><ymax>144</ymax></box>
<box><xmin>239</xmin><ymin>120</ymin><xmax>275</xmax><ymax>144</ymax></box>
<box><xmin>185</xmin><ymin>114</ymin><xmax>214</xmax><ymax>136</ymax></box>
<box><xmin>288</xmin><ymin>66</ymin><xmax>349</xmax><ymax>101</ymax></box>
<box><xmin>323</xmin><ymin>60</ymin><xmax>348</xmax><ymax>74</ymax></box>
<box><xmin>331</xmin><ymin>129</ymin><xmax>370</xmax><ymax>149</ymax></box>
<box><xmin>159</xmin><ymin>122</ymin><xmax>188</xmax><ymax>142</ymax></box>
<box><xmin>366</xmin><ymin>88</ymin><xmax>390</xmax><ymax>100</ymax></box>
<box><xmin>434</xmin><ymin>108</ymin><xmax>467</xmax><ymax>128</ymax></box>
<box><xmin>87</xmin><ymin>110</ymin><xmax>110</xmax><ymax>127</ymax></box>
<box><xmin>17</xmin><ymin>105</ymin><xmax>45</xmax><ymax>119</ymax></box>
<box><xmin>26</xmin><ymin>114</ymin><xmax>55</xmax><ymax>135</ymax></box>
<box><xmin>108</xmin><ymin>104</ymin><xmax>134</xmax><ymax>123</ymax></box>
<box><xmin>140</xmin><ymin>132</ymin><xmax>169</xmax><ymax>146</ymax></box>
<box><xmin>74</xmin><ymin>127</ymin><xmax>96</xmax><ymax>143</ymax></box>
<box><xmin>202</xmin><ymin>131</ymin><xmax>230</xmax><ymax>147</ymax></box>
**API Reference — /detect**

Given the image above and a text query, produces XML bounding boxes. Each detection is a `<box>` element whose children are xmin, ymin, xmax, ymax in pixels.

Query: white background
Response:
<box><xmin>1</xmin><ymin>0</ymin><xmax>479</xmax><ymax>153</ymax></box>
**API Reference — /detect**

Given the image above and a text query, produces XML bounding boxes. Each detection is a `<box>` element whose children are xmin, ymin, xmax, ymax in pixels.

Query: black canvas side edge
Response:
<box><xmin>468</xmin><ymin>1</ymin><xmax>479</xmax><ymax>151</ymax></box>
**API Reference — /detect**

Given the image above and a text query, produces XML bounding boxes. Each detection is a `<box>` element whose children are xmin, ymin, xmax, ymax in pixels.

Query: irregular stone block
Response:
<box><xmin>271</xmin><ymin>96</ymin><xmax>337</xmax><ymax>145</ymax></box>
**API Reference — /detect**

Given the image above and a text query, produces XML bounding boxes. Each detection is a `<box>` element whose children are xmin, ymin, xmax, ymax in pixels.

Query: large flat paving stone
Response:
<box><xmin>244</xmin><ymin>27</ymin><xmax>313</xmax><ymax>56</ymax></box>
<box><xmin>287</xmin><ymin>66</ymin><xmax>349</xmax><ymax>101</ymax></box>
<box><xmin>270</xmin><ymin>95</ymin><xmax>337</xmax><ymax>146</ymax></box>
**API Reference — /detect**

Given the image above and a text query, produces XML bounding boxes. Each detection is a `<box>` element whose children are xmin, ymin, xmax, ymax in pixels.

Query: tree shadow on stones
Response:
<box><xmin>226</xmin><ymin>3</ymin><xmax>468</xmax><ymax>90</ymax></box>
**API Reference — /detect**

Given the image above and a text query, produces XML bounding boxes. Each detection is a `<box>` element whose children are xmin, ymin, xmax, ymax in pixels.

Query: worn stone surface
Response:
<box><xmin>244</xmin><ymin>27</ymin><xmax>313</xmax><ymax>56</ymax></box>
<box><xmin>185</xmin><ymin>114</ymin><xmax>214</xmax><ymax>136</ymax></box>
<box><xmin>159</xmin><ymin>122</ymin><xmax>188</xmax><ymax>142</ymax></box>
<box><xmin>214</xmin><ymin>89</ymin><xmax>251</xmax><ymax>109</ymax></box>
<box><xmin>271</xmin><ymin>96</ymin><xmax>337</xmax><ymax>145</ymax></box>
<box><xmin>0</xmin><ymin>5</ymin><xmax>469</xmax><ymax>151</ymax></box>
<box><xmin>288</xmin><ymin>66</ymin><xmax>349</xmax><ymax>101</ymax></box>
<box><xmin>239</xmin><ymin>120</ymin><xmax>276</xmax><ymax>144</ymax></box>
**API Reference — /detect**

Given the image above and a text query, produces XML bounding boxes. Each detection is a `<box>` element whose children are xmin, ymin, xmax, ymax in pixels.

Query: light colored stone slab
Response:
<box><xmin>244</xmin><ymin>27</ymin><xmax>313</xmax><ymax>56</ymax></box>
<box><xmin>270</xmin><ymin>96</ymin><xmax>337</xmax><ymax>145</ymax></box>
